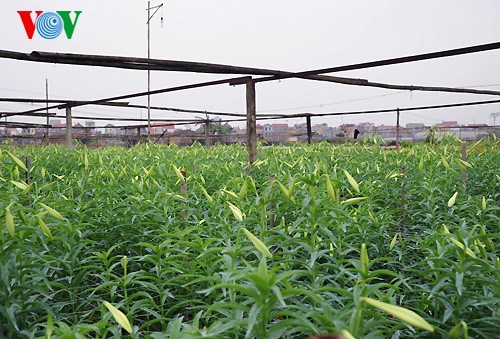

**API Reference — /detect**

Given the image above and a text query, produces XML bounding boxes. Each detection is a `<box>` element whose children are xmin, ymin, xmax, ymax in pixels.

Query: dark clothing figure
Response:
<box><xmin>354</xmin><ymin>129</ymin><xmax>360</xmax><ymax>139</ymax></box>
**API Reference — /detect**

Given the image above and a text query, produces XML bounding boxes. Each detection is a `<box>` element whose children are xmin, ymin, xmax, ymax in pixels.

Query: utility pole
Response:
<box><xmin>147</xmin><ymin>1</ymin><xmax>163</xmax><ymax>139</ymax></box>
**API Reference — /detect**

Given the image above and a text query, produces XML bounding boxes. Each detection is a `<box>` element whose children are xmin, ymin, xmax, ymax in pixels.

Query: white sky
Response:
<box><xmin>1</xmin><ymin>0</ymin><xmax>500</xmax><ymax>128</ymax></box>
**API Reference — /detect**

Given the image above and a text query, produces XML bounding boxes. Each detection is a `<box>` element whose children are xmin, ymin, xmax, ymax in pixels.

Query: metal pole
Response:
<box><xmin>147</xmin><ymin>0</ymin><xmax>151</xmax><ymax>139</ymax></box>
<box><xmin>246</xmin><ymin>79</ymin><xmax>257</xmax><ymax>165</ymax></box>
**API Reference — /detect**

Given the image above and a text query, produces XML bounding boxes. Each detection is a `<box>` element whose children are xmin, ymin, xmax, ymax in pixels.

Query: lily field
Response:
<box><xmin>0</xmin><ymin>138</ymin><xmax>499</xmax><ymax>338</ymax></box>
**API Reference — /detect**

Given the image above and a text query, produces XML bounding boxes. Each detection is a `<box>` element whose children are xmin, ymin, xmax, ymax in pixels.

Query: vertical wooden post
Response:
<box><xmin>461</xmin><ymin>143</ymin><xmax>468</xmax><ymax>186</ymax></box>
<box><xmin>306</xmin><ymin>115</ymin><xmax>312</xmax><ymax>144</ymax></box>
<box><xmin>246</xmin><ymin>79</ymin><xmax>257</xmax><ymax>165</ymax></box>
<box><xmin>396</xmin><ymin>108</ymin><xmax>401</xmax><ymax>151</ymax></box>
<box><xmin>137</xmin><ymin>127</ymin><xmax>141</xmax><ymax>144</ymax></box>
<box><xmin>25</xmin><ymin>157</ymin><xmax>31</xmax><ymax>185</ymax></box>
<box><xmin>65</xmin><ymin>106</ymin><xmax>73</xmax><ymax>150</ymax></box>
<box><xmin>205</xmin><ymin>120</ymin><xmax>211</xmax><ymax>146</ymax></box>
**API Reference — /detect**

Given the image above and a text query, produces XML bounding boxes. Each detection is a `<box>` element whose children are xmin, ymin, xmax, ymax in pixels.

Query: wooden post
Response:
<box><xmin>25</xmin><ymin>157</ymin><xmax>30</xmax><ymax>185</ymax></box>
<box><xmin>205</xmin><ymin>120</ymin><xmax>211</xmax><ymax>146</ymax></box>
<box><xmin>65</xmin><ymin>106</ymin><xmax>73</xmax><ymax>150</ymax></box>
<box><xmin>246</xmin><ymin>79</ymin><xmax>257</xmax><ymax>165</ymax></box>
<box><xmin>306</xmin><ymin>115</ymin><xmax>312</xmax><ymax>144</ymax></box>
<box><xmin>396</xmin><ymin>108</ymin><xmax>401</xmax><ymax>151</ymax></box>
<box><xmin>137</xmin><ymin>127</ymin><xmax>141</xmax><ymax>144</ymax></box>
<box><xmin>461</xmin><ymin>143</ymin><xmax>468</xmax><ymax>186</ymax></box>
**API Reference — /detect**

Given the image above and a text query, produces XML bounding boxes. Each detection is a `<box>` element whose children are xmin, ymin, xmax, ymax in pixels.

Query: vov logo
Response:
<box><xmin>18</xmin><ymin>11</ymin><xmax>82</xmax><ymax>39</ymax></box>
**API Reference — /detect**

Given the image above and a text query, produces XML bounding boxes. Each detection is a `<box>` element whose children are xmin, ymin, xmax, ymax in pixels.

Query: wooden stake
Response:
<box><xmin>306</xmin><ymin>115</ymin><xmax>312</xmax><ymax>144</ymax></box>
<box><xmin>246</xmin><ymin>79</ymin><xmax>257</xmax><ymax>165</ymax></box>
<box><xmin>65</xmin><ymin>106</ymin><xmax>73</xmax><ymax>150</ymax></box>
<box><xmin>25</xmin><ymin>157</ymin><xmax>30</xmax><ymax>185</ymax></box>
<box><xmin>396</xmin><ymin>108</ymin><xmax>401</xmax><ymax>151</ymax></box>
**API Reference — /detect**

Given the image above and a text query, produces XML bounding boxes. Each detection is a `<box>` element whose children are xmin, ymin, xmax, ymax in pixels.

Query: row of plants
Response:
<box><xmin>0</xmin><ymin>138</ymin><xmax>498</xmax><ymax>338</ymax></box>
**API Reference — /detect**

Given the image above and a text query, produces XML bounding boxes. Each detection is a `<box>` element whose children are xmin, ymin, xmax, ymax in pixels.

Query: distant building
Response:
<box><xmin>263</xmin><ymin>123</ymin><xmax>290</xmax><ymax>143</ymax></box>
<box><xmin>437</xmin><ymin>121</ymin><xmax>459</xmax><ymax>128</ymax></box>
<box><xmin>104</xmin><ymin>124</ymin><xmax>116</xmax><ymax>135</ymax></box>
<box><xmin>357</xmin><ymin>122</ymin><xmax>375</xmax><ymax>132</ymax></box>
<box><xmin>406</xmin><ymin>123</ymin><xmax>425</xmax><ymax>129</ymax></box>
<box><xmin>150</xmin><ymin>122</ymin><xmax>174</xmax><ymax>135</ymax></box>
<box><xmin>376</xmin><ymin>125</ymin><xmax>397</xmax><ymax>140</ymax></box>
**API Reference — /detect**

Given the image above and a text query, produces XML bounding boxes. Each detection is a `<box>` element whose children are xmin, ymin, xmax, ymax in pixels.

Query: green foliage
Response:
<box><xmin>0</xmin><ymin>141</ymin><xmax>498</xmax><ymax>338</ymax></box>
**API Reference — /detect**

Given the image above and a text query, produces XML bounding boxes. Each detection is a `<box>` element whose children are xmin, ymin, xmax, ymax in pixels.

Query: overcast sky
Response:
<box><xmin>1</xmin><ymin>0</ymin><xmax>500</xmax><ymax>128</ymax></box>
